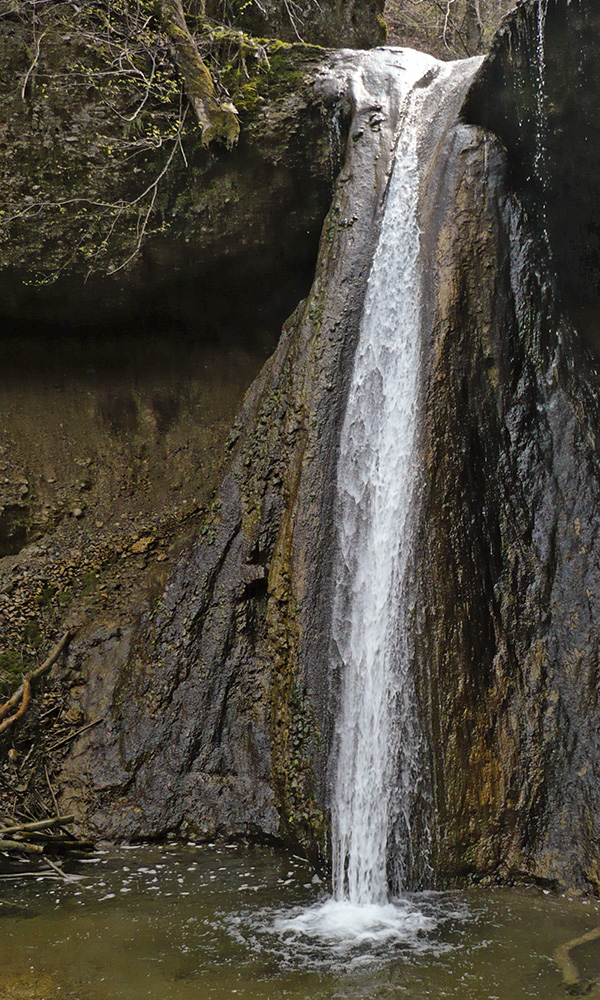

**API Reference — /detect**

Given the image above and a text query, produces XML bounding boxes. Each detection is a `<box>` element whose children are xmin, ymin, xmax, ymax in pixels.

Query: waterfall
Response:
<box><xmin>533</xmin><ymin>0</ymin><xmax>551</xmax><ymax>254</ymax></box>
<box><xmin>330</xmin><ymin>73</ymin><xmax>425</xmax><ymax>906</ymax></box>
<box><xmin>329</xmin><ymin>52</ymin><xmax>482</xmax><ymax>909</ymax></box>
<box><xmin>274</xmin><ymin>49</ymin><xmax>482</xmax><ymax>946</ymax></box>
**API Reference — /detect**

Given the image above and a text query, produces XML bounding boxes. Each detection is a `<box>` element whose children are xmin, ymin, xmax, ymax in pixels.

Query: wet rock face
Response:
<box><xmin>204</xmin><ymin>0</ymin><xmax>386</xmax><ymax>49</ymax></box>
<box><xmin>464</xmin><ymin>0</ymin><xmax>600</xmax><ymax>317</ymax></box>
<box><xmin>57</xmin><ymin>49</ymin><xmax>416</xmax><ymax>857</ymax></box>
<box><xmin>413</xmin><ymin>122</ymin><xmax>600</xmax><ymax>890</ymax></box>
<box><xmin>411</xmin><ymin>0</ymin><xmax>600</xmax><ymax>890</ymax></box>
<box><xmin>0</xmin><ymin>26</ymin><xmax>338</xmax><ymax>729</ymax></box>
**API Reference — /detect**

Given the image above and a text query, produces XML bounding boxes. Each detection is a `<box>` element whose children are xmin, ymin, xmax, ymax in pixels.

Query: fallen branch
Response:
<box><xmin>161</xmin><ymin>0</ymin><xmax>239</xmax><ymax>146</ymax></box>
<box><xmin>554</xmin><ymin>924</ymin><xmax>600</xmax><ymax>988</ymax></box>
<box><xmin>0</xmin><ymin>811</ymin><xmax>92</xmax><ymax>871</ymax></box>
<box><xmin>0</xmin><ymin>630</ymin><xmax>71</xmax><ymax>726</ymax></box>
<box><xmin>0</xmin><ymin>813</ymin><xmax>75</xmax><ymax>837</ymax></box>
<box><xmin>0</xmin><ymin>838</ymin><xmax>44</xmax><ymax>854</ymax></box>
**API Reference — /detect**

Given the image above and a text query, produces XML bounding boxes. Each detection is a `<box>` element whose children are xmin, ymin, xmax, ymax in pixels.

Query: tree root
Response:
<box><xmin>0</xmin><ymin>631</ymin><xmax>71</xmax><ymax>737</ymax></box>
<box><xmin>0</xmin><ymin>676</ymin><xmax>32</xmax><ymax>737</ymax></box>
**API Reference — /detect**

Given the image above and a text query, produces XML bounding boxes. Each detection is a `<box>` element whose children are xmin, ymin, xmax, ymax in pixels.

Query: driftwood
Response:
<box><xmin>0</xmin><ymin>813</ymin><xmax>75</xmax><ymax>837</ymax></box>
<box><xmin>0</xmin><ymin>812</ymin><xmax>87</xmax><ymax>875</ymax></box>
<box><xmin>554</xmin><ymin>924</ymin><xmax>600</xmax><ymax>989</ymax></box>
<box><xmin>0</xmin><ymin>630</ymin><xmax>71</xmax><ymax>736</ymax></box>
<box><xmin>0</xmin><ymin>839</ymin><xmax>44</xmax><ymax>854</ymax></box>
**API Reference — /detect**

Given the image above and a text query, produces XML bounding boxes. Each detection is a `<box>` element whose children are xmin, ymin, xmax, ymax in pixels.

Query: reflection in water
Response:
<box><xmin>1</xmin><ymin>845</ymin><xmax>599</xmax><ymax>999</ymax></box>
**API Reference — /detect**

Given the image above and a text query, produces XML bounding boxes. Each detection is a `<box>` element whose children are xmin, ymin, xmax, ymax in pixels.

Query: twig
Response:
<box><xmin>47</xmin><ymin>719</ymin><xmax>103</xmax><ymax>752</ymax></box>
<box><xmin>106</xmin><ymin>112</ymin><xmax>186</xmax><ymax>275</ymax></box>
<box><xmin>20</xmin><ymin>29</ymin><xmax>47</xmax><ymax>100</ymax></box>
<box><xmin>19</xmin><ymin>744</ymin><xmax>36</xmax><ymax>772</ymax></box>
<box><xmin>39</xmin><ymin>703</ymin><xmax>62</xmax><ymax>721</ymax></box>
<box><xmin>282</xmin><ymin>0</ymin><xmax>304</xmax><ymax>41</ymax></box>
<box><xmin>45</xmin><ymin>764</ymin><xmax>60</xmax><ymax>816</ymax></box>
<box><xmin>0</xmin><ymin>871</ymin><xmax>62</xmax><ymax>879</ymax></box>
<box><xmin>45</xmin><ymin>856</ymin><xmax>68</xmax><ymax>880</ymax></box>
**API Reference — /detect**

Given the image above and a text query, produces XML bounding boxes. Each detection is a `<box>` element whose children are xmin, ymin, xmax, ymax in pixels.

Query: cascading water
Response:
<box><xmin>330</xmin><ymin>51</ymin><xmax>487</xmax><ymax>915</ymax></box>
<box><xmin>533</xmin><ymin>0</ymin><xmax>551</xmax><ymax>254</ymax></box>
<box><xmin>274</xmin><ymin>48</ymin><xmax>482</xmax><ymax>950</ymax></box>
<box><xmin>330</xmin><ymin>68</ymin><xmax>426</xmax><ymax>907</ymax></box>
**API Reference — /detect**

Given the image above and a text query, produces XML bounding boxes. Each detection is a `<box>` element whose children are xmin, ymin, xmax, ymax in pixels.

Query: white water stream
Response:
<box><xmin>331</xmin><ymin>52</ymin><xmax>431</xmax><ymax>909</ymax></box>
<box><xmin>277</xmin><ymin>49</ymin><xmax>482</xmax><ymax>949</ymax></box>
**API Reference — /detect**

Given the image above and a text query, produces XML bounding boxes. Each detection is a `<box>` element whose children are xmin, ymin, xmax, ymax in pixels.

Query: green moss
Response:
<box><xmin>0</xmin><ymin>649</ymin><xmax>25</xmax><ymax>690</ymax></box>
<box><xmin>215</xmin><ymin>36</ymin><xmax>323</xmax><ymax>113</ymax></box>
<box><xmin>80</xmin><ymin>571</ymin><xmax>98</xmax><ymax>595</ymax></box>
<box><xmin>23</xmin><ymin>620</ymin><xmax>41</xmax><ymax>645</ymax></box>
<box><xmin>35</xmin><ymin>584</ymin><xmax>58</xmax><ymax>608</ymax></box>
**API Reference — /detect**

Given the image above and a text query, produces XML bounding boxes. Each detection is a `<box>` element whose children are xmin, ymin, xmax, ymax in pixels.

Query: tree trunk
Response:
<box><xmin>161</xmin><ymin>0</ymin><xmax>239</xmax><ymax>146</ymax></box>
<box><xmin>465</xmin><ymin>0</ymin><xmax>483</xmax><ymax>54</ymax></box>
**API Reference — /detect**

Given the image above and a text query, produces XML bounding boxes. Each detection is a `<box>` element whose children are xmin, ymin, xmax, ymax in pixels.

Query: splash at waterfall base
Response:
<box><xmin>49</xmin><ymin>0</ymin><xmax>600</xmax><ymax>899</ymax></box>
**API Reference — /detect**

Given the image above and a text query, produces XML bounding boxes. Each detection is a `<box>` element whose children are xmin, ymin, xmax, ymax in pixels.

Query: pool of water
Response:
<box><xmin>1</xmin><ymin>844</ymin><xmax>599</xmax><ymax>999</ymax></box>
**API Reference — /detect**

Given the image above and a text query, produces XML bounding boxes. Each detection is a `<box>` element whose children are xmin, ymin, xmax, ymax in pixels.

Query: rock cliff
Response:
<box><xmin>4</xmin><ymin>0</ymin><xmax>600</xmax><ymax>893</ymax></box>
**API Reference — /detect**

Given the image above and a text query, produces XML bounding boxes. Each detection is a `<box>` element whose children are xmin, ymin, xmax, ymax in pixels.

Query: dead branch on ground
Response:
<box><xmin>0</xmin><ymin>631</ymin><xmax>71</xmax><ymax>738</ymax></box>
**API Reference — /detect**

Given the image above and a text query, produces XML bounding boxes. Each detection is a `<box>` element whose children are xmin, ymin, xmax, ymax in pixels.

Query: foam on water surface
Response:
<box><xmin>273</xmin><ymin>897</ymin><xmax>436</xmax><ymax>947</ymax></box>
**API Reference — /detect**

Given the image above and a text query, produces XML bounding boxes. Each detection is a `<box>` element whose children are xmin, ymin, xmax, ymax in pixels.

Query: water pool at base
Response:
<box><xmin>1</xmin><ymin>844</ymin><xmax>599</xmax><ymax>1000</ymax></box>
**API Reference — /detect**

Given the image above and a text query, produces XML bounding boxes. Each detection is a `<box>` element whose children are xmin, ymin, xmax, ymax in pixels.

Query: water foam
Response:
<box><xmin>240</xmin><ymin>891</ymin><xmax>472</xmax><ymax>971</ymax></box>
<box><xmin>273</xmin><ymin>897</ymin><xmax>435</xmax><ymax>948</ymax></box>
